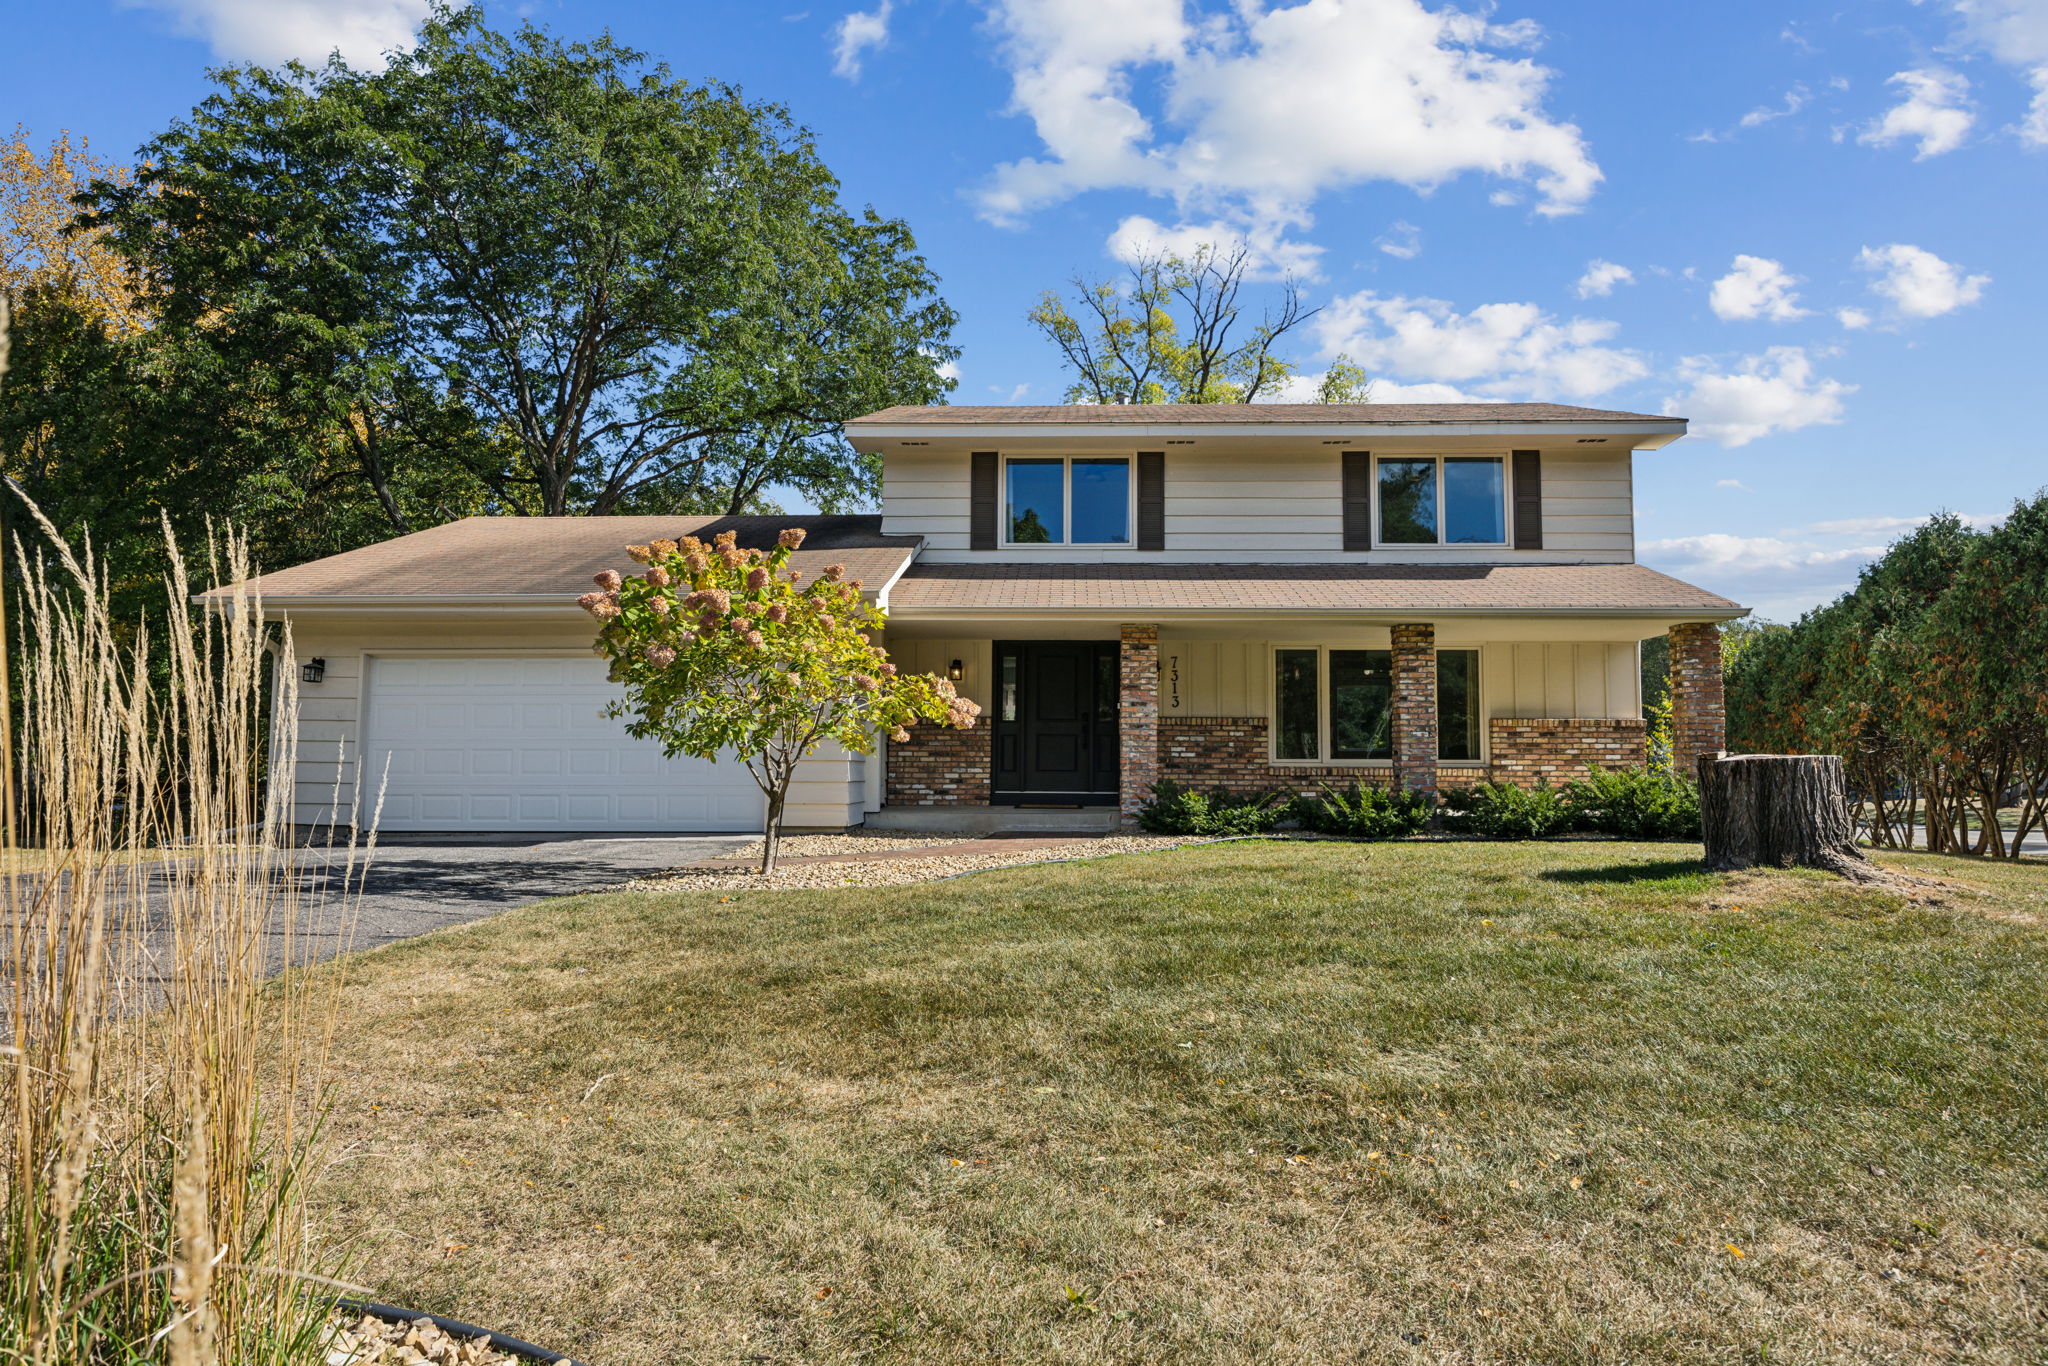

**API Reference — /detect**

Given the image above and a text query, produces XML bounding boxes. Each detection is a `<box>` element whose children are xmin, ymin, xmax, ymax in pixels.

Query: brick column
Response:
<box><xmin>1668</xmin><ymin>622</ymin><xmax>1726</xmax><ymax>767</ymax></box>
<box><xmin>1390</xmin><ymin>623</ymin><xmax>1438</xmax><ymax>801</ymax></box>
<box><xmin>1119</xmin><ymin>624</ymin><xmax>1161</xmax><ymax>827</ymax></box>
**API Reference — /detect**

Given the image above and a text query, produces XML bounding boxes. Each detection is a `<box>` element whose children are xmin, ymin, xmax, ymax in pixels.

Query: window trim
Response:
<box><xmin>1372</xmin><ymin>453</ymin><xmax>1511</xmax><ymax>550</ymax></box>
<box><xmin>1267</xmin><ymin>641</ymin><xmax>1488</xmax><ymax>767</ymax></box>
<box><xmin>1000</xmin><ymin>454</ymin><xmax>1134</xmax><ymax>548</ymax></box>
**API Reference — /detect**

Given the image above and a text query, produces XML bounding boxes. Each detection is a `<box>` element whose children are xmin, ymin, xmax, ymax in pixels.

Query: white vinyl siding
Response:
<box><xmin>883</xmin><ymin>446</ymin><xmax>1635</xmax><ymax>563</ymax></box>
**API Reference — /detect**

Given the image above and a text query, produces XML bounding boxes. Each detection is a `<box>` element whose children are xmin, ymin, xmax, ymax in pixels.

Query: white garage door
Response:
<box><xmin>361</xmin><ymin>656</ymin><xmax>764</xmax><ymax>832</ymax></box>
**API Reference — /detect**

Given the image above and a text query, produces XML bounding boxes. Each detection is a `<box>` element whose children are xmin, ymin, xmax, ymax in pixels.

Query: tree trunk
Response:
<box><xmin>760</xmin><ymin>791</ymin><xmax>784</xmax><ymax>876</ymax></box>
<box><xmin>1697</xmin><ymin>752</ymin><xmax>1887</xmax><ymax>883</ymax></box>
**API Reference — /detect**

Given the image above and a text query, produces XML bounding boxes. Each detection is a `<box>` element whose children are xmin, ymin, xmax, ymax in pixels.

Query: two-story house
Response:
<box><xmin>246</xmin><ymin>404</ymin><xmax>1744</xmax><ymax>836</ymax></box>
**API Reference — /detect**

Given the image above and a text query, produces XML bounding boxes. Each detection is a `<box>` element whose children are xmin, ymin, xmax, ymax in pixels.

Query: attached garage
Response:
<box><xmin>361</xmin><ymin>655</ymin><xmax>766</xmax><ymax>833</ymax></box>
<box><xmin>233</xmin><ymin>514</ymin><xmax>909</xmax><ymax>835</ymax></box>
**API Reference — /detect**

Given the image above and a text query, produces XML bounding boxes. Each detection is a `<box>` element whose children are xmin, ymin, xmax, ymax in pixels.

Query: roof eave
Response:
<box><xmin>886</xmin><ymin>604</ymin><xmax>1748</xmax><ymax>622</ymax></box>
<box><xmin>848</xmin><ymin>420</ymin><xmax>1689</xmax><ymax>450</ymax></box>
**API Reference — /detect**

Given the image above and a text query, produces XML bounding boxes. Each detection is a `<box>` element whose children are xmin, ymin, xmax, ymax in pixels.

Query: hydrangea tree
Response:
<box><xmin>581</xmin><ymin>528</ymin><xmax>978</xmax><ymax>873</ymax></box>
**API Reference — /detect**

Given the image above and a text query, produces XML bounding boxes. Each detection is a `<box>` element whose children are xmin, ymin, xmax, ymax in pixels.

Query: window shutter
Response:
<box><xmin>1341</xmin><ymin>451</ymin><xmax>1372</xmax><ymax>551</ymax></box>
<box><xmin>1136</xmin><ymin>451</ymin><xmax>1165</xmax><ymax>551</ymax></box>
<box><xmin>1511</xmin><ymin>449</ymin><xmax>1543</xmax><ymax>550</ymax></box>
<box><xmin>970</xmin><ymin>451</ymin><xmax>998</xmax><ymax>550</ymax></box>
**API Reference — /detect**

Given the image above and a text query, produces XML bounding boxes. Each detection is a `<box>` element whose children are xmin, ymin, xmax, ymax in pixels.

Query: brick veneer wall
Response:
<box><xmin>1668</xmin><ymin>622</ymin><xmax>1726</xmax><ymax>768</ymax></box>
<box><xmin>1390</xmin><ymin>623</ymin><xmax>1439</xmax><ymax>800</ymax></box>
<box><xmin>1486</xmin><ymin>717</ymin><xmax>1647</xmax><ymax>788</ymax></box>
<box><xmin>885</xmin><ymin>722</ymin><xmax>991</xmax><ymax>805</ymax></box>
<box><xmin>1158</xmin><ymin>716</ymin><xmax>1394</xmax><ymax>798</ymax></box>
<box><xmin>1119</xmin><ymin>624</ymin><xmax>1161</xmax><ymax>825</ymax></box>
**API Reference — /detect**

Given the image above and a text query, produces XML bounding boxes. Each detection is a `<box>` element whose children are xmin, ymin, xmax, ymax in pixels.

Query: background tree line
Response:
<box><xmin>1725</xmin><ymin>492</ymin><xmax>2048</xmax><ymax>857</ymax></box>
<box><xmin>0</xmin><ymin>4</ymin><xmax>957</xmax><ymax>618</ymax></box>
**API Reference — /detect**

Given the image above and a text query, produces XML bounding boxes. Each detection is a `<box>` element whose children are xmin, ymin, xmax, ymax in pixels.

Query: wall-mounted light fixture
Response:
<box><xmin>301</xmin><ymin>657</ymin><xmax>326</xmax><ymax>684</ymax></box>
<box><xmin>948</xmin><ymin>659</ymin><xmax>964</xmax><ymax>682</ymax></box>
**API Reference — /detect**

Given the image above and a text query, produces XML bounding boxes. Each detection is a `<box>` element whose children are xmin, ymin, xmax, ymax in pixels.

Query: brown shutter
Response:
<box><xmin>1136</xmin><ymin>451</ymin><xmax>1165</xmax><ymax>550</ymax></box>
<box><xmin>1341</xmin><ymin>450</ymin><xmax>1372</xmax><ymax>551</ymax></box>
<box><xmin>970</xmin><ymin>451</ymin><xmax>998</xmax><ymax>550</ymax></box>
<box><xmin>1511</xmin><ymin>449</ymin><xmax>1543</xmax><ymax>550</ymax></box>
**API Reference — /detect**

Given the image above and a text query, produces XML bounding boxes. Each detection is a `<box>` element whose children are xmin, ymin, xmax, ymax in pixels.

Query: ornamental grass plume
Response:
<box><xmin>590</xmin><ymin>527</ymin><xmax>972</xmax><ymax>874</ymax></box>
<box><xmin>0</xmin><ymin>496</ymin><xmax>364</xmax><ymax>1363</ymax></box>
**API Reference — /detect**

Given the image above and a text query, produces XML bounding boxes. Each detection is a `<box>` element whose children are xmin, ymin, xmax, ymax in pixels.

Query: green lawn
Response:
<box><xmin>310</xmin><ymin>841</ymin><xmax>2048</xmax><ymax>1364</ymax></box>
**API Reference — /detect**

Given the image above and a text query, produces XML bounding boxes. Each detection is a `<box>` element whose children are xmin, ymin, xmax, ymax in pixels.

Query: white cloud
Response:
<box><xmin>936</xmin><ymin>358</ymin><xmax>961</xmax><ymax>383</ymax></box>
<box><xmin>1643</xmin><ymin>532</ymin><xmax>1883</xmax><ymax>579</ymax></box>
<box><xmin>1105</xmin><ymin>213</ymin><xmax>1325</xmax><ymax>279</ymax></box>
<box><xmin>978</xmin><ymin>0</ymin><xmax>1602</xmax><ymax>229</ymax></box>
<box><xmin>1836</xmin><ymin>306</ymin><xmax>1873</xmax><ymax>329</ymax></box>
<box><xmin>832</xmin><ymin>0</ymin><xmax>894</xmax><ymax>79</ymax></box>
<box><xmin>1661</xmin><ymin>347</ymin><xmax>1854</xmax><ymax>447</ymax></box>
<box><xmin>1645</xmin><ymin>509</ymin><xmax>2004</xmax><ymax>618</ymax></box>
<box><xmin>1575</xmin><ymin>259</ymin><xmax>1634</xmax><ymax>298</ymax></box>
<box><xmin>1313</xmin><ymin>291</ymin><xmax>1648</xmax><ymax>400</ymax></box>
<box><xmin>1854</xmin><ymin>242</ymin><xmax>1990</xmax><ymax>319</ymax></box>
<box><xmin>1271</xmin><ymin>372</ymin><xmax>1488</xmax><ymax>403</ymax></box>
<box><xmin>1715</xmin><ymin>478</ymin><xmax>1751</xmax><ymax>491</ymax></box>
<box><xmin>1740</xmin><ymin>84</ymin><xmax>1811</xmax><ymax>128</ymax></box>
<box><xmin>1799</xmin><ymin>515</ymin><xmax>1933</xmax><ymax>538</ymax></box>
<box><xmin>1708</xmin><ymin>255</ymin><xmax>1808</xmax><ymax>322</ymax></box>
<box><xmin>120</xmin><ymin>0</ymin><xmax>427</xmax><ymax>66</ymax></box>
<box><xmin>1375</xmin><ymin>220</ymin><xmax>1422</xmax><ymax>260</ymax></box>
<box><xmin>1859</xmin><ymin>68</ymin><xmax>1975</xmax><ymax>157</ymax></box>
<box><xmin>1640</xmin><ymin>531</ymin><xmax>1884</xmax><ymax>619</ymax></box>
<box><xmin>1929</xmin><ymin>0</ymin><xmax>2048</xmax><ymax>144</ymax></box>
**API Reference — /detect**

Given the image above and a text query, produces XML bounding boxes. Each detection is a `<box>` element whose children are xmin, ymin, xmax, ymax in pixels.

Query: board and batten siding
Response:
<box><xmin>882</xmin><ymin>447</ymin><xmax>1634</xmax><ymax>564</ymax></box>
<box><xmin>277</xmin><ymin>617</ymin><xmax>869</xmax><ymax>832</ymax></box>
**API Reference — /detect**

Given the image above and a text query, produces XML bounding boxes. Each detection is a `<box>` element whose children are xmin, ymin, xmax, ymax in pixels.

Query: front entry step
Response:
<box><xmin>861</xmin><ymin>806</ymin><xmax>1122</xmax><ymax>835</ymax></box>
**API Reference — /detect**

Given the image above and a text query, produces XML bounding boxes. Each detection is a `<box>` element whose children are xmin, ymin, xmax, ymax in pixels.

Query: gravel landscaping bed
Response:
<box><xmin>323</xmin><ymin>1311</ymin><xmax>524</xmax><ymax>1365</ymax></box>
<box><xmin>610</xmin><ymin>833</ymin><xmax>1223</xmax><ymax>892</ymax></box>
<box><xmin>708</xmin><ymin>832</ymin><xmax>968</xmax><ymax>862</ymax></box>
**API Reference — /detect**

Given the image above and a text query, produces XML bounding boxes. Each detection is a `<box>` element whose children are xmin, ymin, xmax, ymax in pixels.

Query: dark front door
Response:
<box><xmin>992</xmin><ymin>641</ymin><xmax>1121</xmax><ymax>805</ymax></box>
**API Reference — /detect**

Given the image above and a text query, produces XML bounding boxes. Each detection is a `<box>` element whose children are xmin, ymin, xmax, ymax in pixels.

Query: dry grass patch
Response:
<box><xmin>306</xmin><ymin>841</ymin><xmax>2048</xmax><ymax>1364</ymax></box>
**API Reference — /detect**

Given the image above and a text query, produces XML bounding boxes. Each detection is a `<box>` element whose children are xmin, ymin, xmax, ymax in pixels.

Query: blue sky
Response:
<box><xmin>8</xmin><ymin>0</ymin><xmax>2046</xmax><ymax>619</ymax></box>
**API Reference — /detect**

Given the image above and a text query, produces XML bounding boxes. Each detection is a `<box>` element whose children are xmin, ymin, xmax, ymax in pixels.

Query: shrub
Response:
<box><xmin>1441</xmin><ymin>781</ymin><xmax>1573</xmax><ymax>840</ymax></box>
<box><xmin>1563</xmin><ymin>764</ymin><xmax>1702</xmax><ymax>839</ymax></box>
<box><xmin>1134</xmin><ymin>781</ymin><xmax>1291</xmax><ymax>836</ymax></box>
<box><xmin>1292</xmin><ymin>781</ymin><xmax>1433</xmax><ymax>839</ymax></box>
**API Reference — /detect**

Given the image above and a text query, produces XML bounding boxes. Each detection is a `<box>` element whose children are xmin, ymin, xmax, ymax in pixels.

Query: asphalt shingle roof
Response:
<box><xmin>847</xmin><ymin>403</ymin><xmax>1679</xmax><ymax>426</ymax></box>
<box><xmin>885</xmin><ymin>562</ymin><xmax>1742</xmax><ymax>614</ymax></box>
<box><xmin>230</xmin><ymin>515</ymin><xmax>919</xmax><ymax>599</ymax></box>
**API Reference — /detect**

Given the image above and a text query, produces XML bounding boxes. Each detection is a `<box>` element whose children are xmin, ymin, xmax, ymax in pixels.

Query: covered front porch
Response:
<box><xmin>868</xmin><ymin>617</ymin><xmax>1729</xmax><ymax>831</ymax></box>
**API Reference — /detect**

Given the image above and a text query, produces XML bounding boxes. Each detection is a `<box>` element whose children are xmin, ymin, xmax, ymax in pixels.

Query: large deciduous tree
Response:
<box><xmin>80</xmin><ymin>3</ymin><xmax>957</xmax><ymax>524</ymax></box>
<box><xmin>584</xmin><ymin>527</ymin><xmax>976</xmax><ymax>874</ymax></box>
<box><xmin>1027</xmin><ymin>243</ymin><xmax>1367</xmax><ymax>404</ymax></box>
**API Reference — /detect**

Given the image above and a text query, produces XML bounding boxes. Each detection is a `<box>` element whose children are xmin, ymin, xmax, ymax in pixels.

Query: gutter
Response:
<box><xmin>884</xmin><ymin>604</ymin><xmax>1751</xmax><ymax>622</ymax></box>
<box><xmin>848</xmin><ymin>420</ymin><xmax>1688</xmax><ymax>443</ymax></box>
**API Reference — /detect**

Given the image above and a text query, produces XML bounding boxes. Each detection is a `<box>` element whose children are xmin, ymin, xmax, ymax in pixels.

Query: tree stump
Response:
<box><xmin>1696</xmin><ymin>752</ymin><xmax>1887</xmax><ymax>883</ymax></box>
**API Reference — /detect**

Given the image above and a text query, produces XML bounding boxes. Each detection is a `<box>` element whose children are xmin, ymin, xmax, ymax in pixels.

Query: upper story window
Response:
<box><xmin>1005</xmin><ymin>456</ymin><xmax>1131</xmax><ymax>546</ymax></box>
<box><xmin>1377</xmin><ymin>456</ymin><xmax>1507</xmax><ymax>547</ymax></box>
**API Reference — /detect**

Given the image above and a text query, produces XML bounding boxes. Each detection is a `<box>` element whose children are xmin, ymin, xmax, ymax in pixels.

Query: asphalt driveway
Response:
<box><xmin>293</xmin><ymin>832</ymin><xmax>757</xmax><ymax>962</ymax></box>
